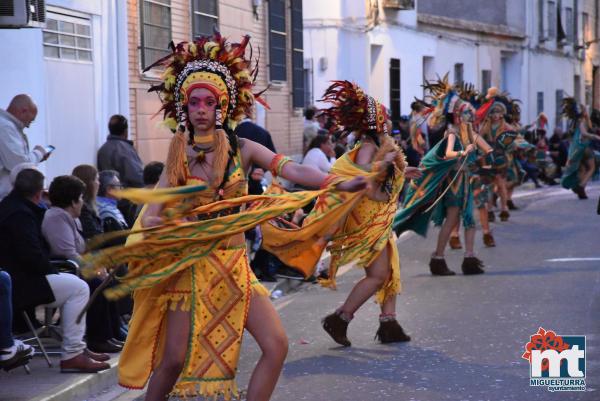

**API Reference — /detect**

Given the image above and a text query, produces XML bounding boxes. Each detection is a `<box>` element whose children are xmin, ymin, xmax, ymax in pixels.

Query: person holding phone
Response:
<box><xmin>0</xmin><ymin>94</ymin><xmax>51</xmax><ymax>200</ymax></box>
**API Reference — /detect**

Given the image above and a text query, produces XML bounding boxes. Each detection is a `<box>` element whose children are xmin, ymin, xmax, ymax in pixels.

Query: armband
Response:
<box><xmin>269</xmin><ymin>154</ymin><xmax>292</xmax><ymax>177</ymax></box>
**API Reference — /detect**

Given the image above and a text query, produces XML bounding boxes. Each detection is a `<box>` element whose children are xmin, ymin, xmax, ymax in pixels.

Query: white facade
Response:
<box><xmin>304</xmin><ymin>0</ymin><xmax>590</xmax><ymax>132</ymax></box>
<box><xmin>0</xmin><ymin>0</ymin><xmax>128</xmax><ymax>182</ymax></box>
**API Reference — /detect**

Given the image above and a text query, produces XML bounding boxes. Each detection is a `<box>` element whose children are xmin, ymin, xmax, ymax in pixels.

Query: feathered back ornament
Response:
<box><xmin>319</xmin><ymin>80</ymin><xmax>389</xmax><ymax>136</ymax></box>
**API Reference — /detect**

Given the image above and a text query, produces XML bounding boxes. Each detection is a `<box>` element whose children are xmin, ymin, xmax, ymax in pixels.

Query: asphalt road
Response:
<box><xmin>234</xmin><ymin>184</ymin><xmax>600</xmax><ymax>401</ymax></box>
<box><xmin>90</xmin><ymin>184</ymin><xmax>600</xmax><ymax>401</ymax></box>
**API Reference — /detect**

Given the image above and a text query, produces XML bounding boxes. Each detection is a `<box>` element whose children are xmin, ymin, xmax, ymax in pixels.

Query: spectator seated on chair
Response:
<box><xmin>73</xmin><ymin>166</ymin><xmax>131</xmax><ymax>339</ymax></box>
<box><xmin>0</xmin><ymin>270</ymin><xmax>34</xmax><ymax>371</ymax></box>
<box><xmin>0</xmin><ymin>169</ymin><xmax>109</xmax><ymax>373</ymax></box>
<box><xmin>97</xmin><ymin>170</ymin><xmax>129</xmax><ymax>233</ymax></box>
<box><xmin>42</xmin><ymin>175</ymin><xmax>124</xmax><ymax>354</ymax></box>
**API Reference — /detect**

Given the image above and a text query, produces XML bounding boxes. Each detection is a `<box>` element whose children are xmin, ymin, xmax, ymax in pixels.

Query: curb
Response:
<box><xmin>29</xmin><ymin>357</ymin><xmax>119</xmax><ymax>401</ymax></box>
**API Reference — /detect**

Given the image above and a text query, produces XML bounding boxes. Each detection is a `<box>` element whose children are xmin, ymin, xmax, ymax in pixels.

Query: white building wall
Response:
<box><xmin>0</xmin><ymin>0</ymin><xmax>128</xmax><ymax>182</ymax></box>
<box><xmin>304</xmin><ymin>0</ymin><xmax>587</xmax><ymax>134</ymax></box>
<box><xmin>0</xmin><ymin>29</ymin><xmax>46</xmax><ymax>160</ymax></box>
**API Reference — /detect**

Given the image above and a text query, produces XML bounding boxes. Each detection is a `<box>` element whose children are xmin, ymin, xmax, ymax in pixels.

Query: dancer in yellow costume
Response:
<box><xmin>83</xmin><ymin>34</ymin><xmax>366</xmax><ymax>401</ymax></box>
<box><xmin>261</xmin><ymin>81</ymin><xmax>421</xmax><ymax>346</ymax></box>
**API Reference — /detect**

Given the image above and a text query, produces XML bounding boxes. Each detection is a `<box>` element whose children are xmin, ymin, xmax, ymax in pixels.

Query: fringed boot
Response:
<box><xmin>322</xmin><ymin>311</ymin><xmax>352</xmax><ymax>347</ymax></box>
<box><xmin>461</xmin><ymin>255</ymin><xmax>485</xmax><ymax>275</ymax></box>
<box><xmin>429</xmin><ymin>255</ymin><xmax>456</xmax><ymax>276</ymax></box>
<box><xmin>375</xmin><ymin>314</ymin><xmax>411</xmax><ymax>343</ymax></box>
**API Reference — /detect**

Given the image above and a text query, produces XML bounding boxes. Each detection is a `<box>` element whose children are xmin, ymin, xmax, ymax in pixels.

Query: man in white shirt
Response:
<box><xmin>0</xmin><ymin>94</ymin><xmax>49</xmax><ymax>200</ymax></box>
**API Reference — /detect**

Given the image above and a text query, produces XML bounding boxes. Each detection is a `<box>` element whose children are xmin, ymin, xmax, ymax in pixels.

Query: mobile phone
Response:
<box><xmin>44</xmin><ymin>145</ymin><xmax>56</xmax><ymax>154</ymax></box>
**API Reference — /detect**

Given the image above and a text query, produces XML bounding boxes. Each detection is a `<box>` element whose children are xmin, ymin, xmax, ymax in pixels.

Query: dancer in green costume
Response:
<box><xmin>394</xmin><ymin>78</ymin><xmax>492</xmax><ymax>276</ymax></box>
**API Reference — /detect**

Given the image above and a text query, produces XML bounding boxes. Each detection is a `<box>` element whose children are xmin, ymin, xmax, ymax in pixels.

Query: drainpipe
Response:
<box><xmin>116</xmin><ymin>0</ymin><xmax>130</xmax><ymax>117</ymax></box>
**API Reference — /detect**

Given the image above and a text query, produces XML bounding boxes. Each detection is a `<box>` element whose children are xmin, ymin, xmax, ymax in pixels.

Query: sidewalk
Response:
<box><xmin>0</xmin><ymin>272</ymin><xmax>316</xmax><ymax>401</ymax></box>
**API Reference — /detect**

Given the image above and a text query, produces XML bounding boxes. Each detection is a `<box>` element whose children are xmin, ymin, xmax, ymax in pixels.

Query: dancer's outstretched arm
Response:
<box><xmin>240</xmin><ymin>138</ymin><xmax>367</xmax><ymax>192</ymax></box>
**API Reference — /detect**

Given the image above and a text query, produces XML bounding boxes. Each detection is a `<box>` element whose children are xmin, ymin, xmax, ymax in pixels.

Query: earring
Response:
<box><xmin>216</xmin><ymin>109</ymin><xmax>223</xmax><ymax>129</ymax></box>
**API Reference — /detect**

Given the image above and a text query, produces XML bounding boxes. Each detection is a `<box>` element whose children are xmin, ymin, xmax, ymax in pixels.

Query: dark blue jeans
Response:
<box><xmin>0</xmin><ymin>271</ymin><xmax>14</xmax><ymax>348</ymax></box>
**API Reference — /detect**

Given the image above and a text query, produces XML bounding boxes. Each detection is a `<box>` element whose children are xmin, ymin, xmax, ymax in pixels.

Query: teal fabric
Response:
<box><xmin>561</xmin><ymin>127</ymin><xmax>590</xmax><ymax>190</ymax></box>
<box><xmin>393</xmin><ymin>135</ymin><xmax>476</xmax><ymax>237</ymax></box>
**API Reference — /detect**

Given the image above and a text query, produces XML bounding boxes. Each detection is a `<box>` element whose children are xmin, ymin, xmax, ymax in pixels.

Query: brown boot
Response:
<box><xmin>375</xmin><ymin>320</ymin><xmax>411</xmax><ymax>343</ymax></box>
<box><xmin>462</xmin><ymin>257</ymin><xmax>485</xmax><ymax>275</ymax></box>
<box><xmin>574</xmin><ymin>185</ymin><xmax>588</xmax><ymax>199</ymax></box>
<box><xmin>487</xmin><ymin>210</ymin><xmax>496</xmax><ymax>222</ymax></box>
<box><xmin>449</xmin><ymin>236</ymin><xmax>462</xmax><ymax>250</ymax></box>
<box><xmin>499</xmin><ymin>210</ymin><xmax>510</xmax><ymax>221</ymax></box>
<box><xmin>429</xmin><ymin>257</ymin><xmax>456</xmax><ymax>276</ymax></box>
<box><xmin>84</xmin><ymin>348</ymin><xmax>110</xmax><ymax>362</ymax></box>
<box><xmin>483</xmin><ymin>232</ymin><xmax>496</xmax><ymax>247</ymax></box>
<box><xmin>60</xmin><ymin>353</ymin><xmax>110</xmax><ymax>373</ymax></box>
<box><xmin>322</xmin><ymin>313</ymin><xmax>351</xmax><ymax>347</ymax></box>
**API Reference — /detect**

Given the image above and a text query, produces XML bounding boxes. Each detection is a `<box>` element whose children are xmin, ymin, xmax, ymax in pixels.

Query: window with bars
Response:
<box><xmin>594</xmin><ymin>0</ymin><xmax>600</xmax><ymax>39</ymax></box>
<box><xmin>538</xmin><ymin>0</ymin><xmax>545</xmax><ymax>41</ymax></box>
<box><xmin>291</xmin><ymin>0</ymin><xmax>304</xmax><ymax>108</ymax></box>
<box><xmin>481</xmin><ymin>70</ymin><xmax>492</xmax><ymax>93</ymax></box>
<box><xmin>583</xmin><ymin>12</ymin><xmax>589</xmax><ymax>42</ymax></box>
<box><xmin>565</xmin><ymin>7</ymin><xmax>573</xmax><ymax>42</ymax></box>
<box><xmin>43</xmin><ymin>14</ymin><xmax>92</xmax><ymax>62</ymax></box>
<box><xmin>140</xmin><ymin>0</ymin><xmax>172</xmax><ymax>70</ymax></box>
<box><xmin>555</xmin><ymin>89</ymin><xmax>564</xmax><ymax>123</ymax></box>
<box><xmin>574</xmin><ymin>75</ymin><xmax>581</xmax><ymax>102</ymax></box>
<box><xmin>269</xmin><ymin>0</ymin><xmax>287</xmax><ymax>82</ymax></box>
<box><xmin>192</xmin><ymin>0</ymin><xmax>218</xmax><ymax>39</ymax></box>
<box><xmin>548</xmin><ymin>1</ymin><xmax>556</xmax><ymax>39</ymax></box>
<box><xmin>390</xmin><ymin>58</ymin><xmax>401</xmax><ymax>126</ymax></box>
<box><xmin>454</xmin><ymin>63</ymin><xmax>464</xmax><ymax>85</ymax></box>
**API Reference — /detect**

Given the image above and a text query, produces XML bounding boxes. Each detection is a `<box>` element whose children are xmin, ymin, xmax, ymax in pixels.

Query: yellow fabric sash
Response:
<box><xmin>261</xmin><ymin>145</ymin><xmax>405</xmax><ymax>303</ymax></box>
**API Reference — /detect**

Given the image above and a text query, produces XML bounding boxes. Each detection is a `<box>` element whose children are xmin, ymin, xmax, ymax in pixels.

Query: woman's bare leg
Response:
<box><xmin>496</xmin><ymin>176</ymin><xmax>509</xmax><ymax>212</ymax></box>
<box><xmin>145</xmin><ymin>302</ymin><xmax>190</xmax><ymax>401</ymax></box>
<box><xmin>337</xmin><ymin>246</ymin><xmax>391</xmax><ymax>316</ymax></box>
<box><xmin>580</xmin><ymin>158</ymin><xmax>595</xmax><ymax>187</ymax></box>
<box><xmin>380</xmin><ymin>292</ymin><xmax>397</xmax><ymax>316</ymax></box>
<box><xmin>450</xmin><ymin>220</ymin><xmax>460</xmax><ymax>239</ymax></box>
<box><xmin>244</xmin><ymin>295</ymin><xmax>288</xmax><ymax>401</ymax></box>
<box><xmin>434</xmin><ymin>206</ymin><xmax>460</xmax><ymax>257</ymax></box>
<box><xmin>464</xmin><ymin>226</ymin><xmax>476</xmax><ymax>256</ymax></box>
<box><xmin>479</xmin><ymin>207</ymin><xmax>490</xmax><ymax>234</ymax></box>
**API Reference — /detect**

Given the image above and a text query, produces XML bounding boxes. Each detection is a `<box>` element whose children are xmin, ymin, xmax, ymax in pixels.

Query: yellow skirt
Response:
<box><xmin>117</xmin><ymin>246</ymin><xmax>268</xmax><ymax>400</ymax></box>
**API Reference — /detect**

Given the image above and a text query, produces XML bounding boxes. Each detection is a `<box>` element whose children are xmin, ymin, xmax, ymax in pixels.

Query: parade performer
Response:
<box><xmin>476</xmin><ymin>88</ymin><xmax>518</xmax><ymax>221</ymax></box>
<box><xmin>82</xmin><ymin>34</ymin><xmax>366</xmax><ymax>401</ymax></box>
<box><xmin>560</xmin><ymin>97</ymin><xmax>600</xmax><ymax>199</ymax></box>
<box><xmin>393</xmin><ymin>77</ymin><xmax>493</xmax><ymax>276</ymax></box>
<box><xmin>261</xmin><ymin>81</ymin><xmax>421</xmax><ymax>346</ymax></box>
<box><xmin>447</xmin><ymin>83</ymin><xmax>495</xmax><ymax>249</ymax></box>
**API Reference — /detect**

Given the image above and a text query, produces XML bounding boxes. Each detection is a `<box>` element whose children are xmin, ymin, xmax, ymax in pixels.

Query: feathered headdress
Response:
<box><xmin>424</xmin><ymin>74</ymin><xmax>474</xmax><ymax>127</ymax></box>
<box><xmin>474</xmin><ymin>87</ymin><xmax>516</xmax><ymax>125</ymax></box>
<box><xmin>144</xmin><ymin>32</ymin><xmax>268</xmax><ymax>187</ymax></box>
<box><xmin>319</xmin><ymin>80</ymin><xmax>389</xmax><ymax>136</ymax></box>
<box><xmin>146</xmin><ymin>32</ymin><xmax>267</xmax><ymax>132</ymax></box>
<box><xmin>561</xmin><ymin>97</ymin><xmax>583</xmax><ymax>121</ymax></box>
